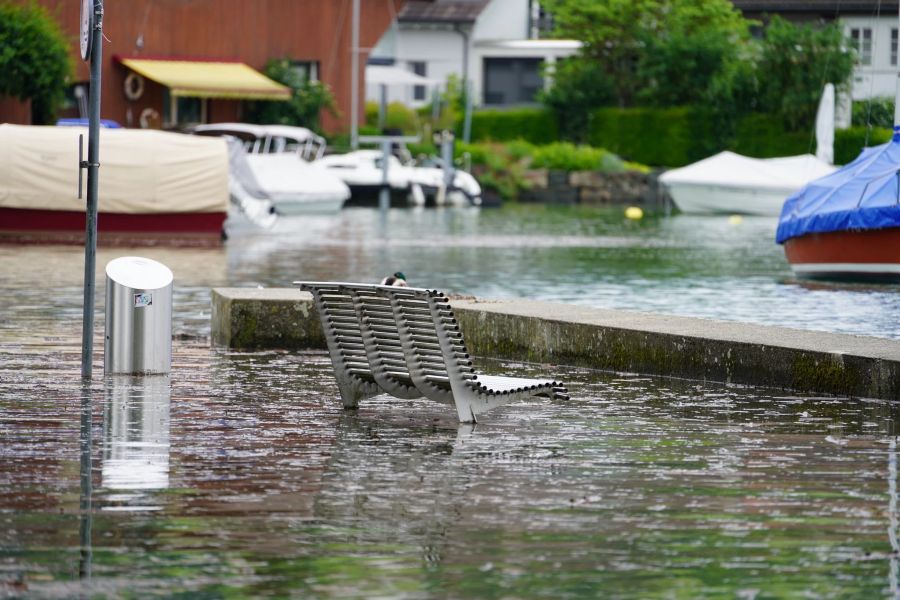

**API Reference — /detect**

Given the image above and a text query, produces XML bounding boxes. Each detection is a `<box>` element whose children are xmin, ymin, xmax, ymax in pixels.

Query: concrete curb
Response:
<box><xmin>211</xmin><ymin>288</ymin><xmax>900</xmax><ymax>401</ymax></box>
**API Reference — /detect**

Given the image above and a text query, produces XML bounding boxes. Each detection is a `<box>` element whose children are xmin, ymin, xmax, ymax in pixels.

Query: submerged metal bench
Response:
<box><xmin>294</xmin><ymin>281</ymin><xmax>568</xmax><ymax>422</ymax></box>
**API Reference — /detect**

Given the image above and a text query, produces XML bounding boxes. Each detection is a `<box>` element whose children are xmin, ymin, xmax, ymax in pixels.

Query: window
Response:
<box><xmin>483</xmin><ymin>58</ymin><xmax>544</xmax><ymax>105</ymax></box>
<box><xmin>851</xmin><ymin>27</ymin><xmax>873</xmax><ymax>66</ymax></box>
<box><xmin>290</xmin><ymin>61</ymin><xmax>319</xmax><ymax>84</ymax></box>
<box><xmin>892</xmin><ymin>28</ymin><xmax>898</xmax><ymax>66</ymax></box>
<box><xmin>409</xmin><ymin>61</ymin><xmax>427</xmax><ymax>101</ymax></box>
<box><xmin>163</xmin><ymin>90</ymin><xmax>205</xmax><ymax>127</ymax></box>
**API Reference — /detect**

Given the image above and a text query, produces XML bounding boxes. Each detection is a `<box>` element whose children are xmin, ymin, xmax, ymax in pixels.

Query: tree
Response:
<box><xmin>244</xmin><ymin>58</ymin><xmax>336</xmax><ymax>133</ymax></box>
<box><xmin>0</xmin><ymin>2</ymin><xmax>72</xmax><ymax>124</ymax></box>
<box><xmin>539</xmin><ymin>59</ymin><xmax>615</xmax><ymax>143</ymax></box>
<box><xmin>755</xmin><ymin>16</ymin><xmax>854</xmax><ymax>131</ymax></box>
<box><xmin>542</xmin><ymin>0</ymin><xmax>749</xmax><ymax>108</ymax></box>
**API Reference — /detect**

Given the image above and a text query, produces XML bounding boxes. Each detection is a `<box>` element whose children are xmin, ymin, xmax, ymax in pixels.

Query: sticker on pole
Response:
<box><xmin>133</xmin><ymin>293</ymin><xmax>153</xmax><ymax>308</ymax></box>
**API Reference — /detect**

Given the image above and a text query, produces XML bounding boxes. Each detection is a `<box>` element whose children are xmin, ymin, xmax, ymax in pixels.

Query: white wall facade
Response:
<box><xmin>368</xmin><ymin>0</ymin><xmax>577</xmax><ymax>109</ymax></box>
<box><xmin>841</xmin><ymin>15</ymin><xmax>899</xmax><ymax>101</ymax></box>
<box><xmin>368</xmin><ymin>28</ymin><xmax>465</xmax><ymax>108</ymax></box>
<box><xmin>472</xmin><ymin>0</ymin><xmax>530</xmax><ymax>41</ymax></box>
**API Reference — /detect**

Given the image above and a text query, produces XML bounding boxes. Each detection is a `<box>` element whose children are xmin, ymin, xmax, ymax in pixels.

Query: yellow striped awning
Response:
<box><xmin>120</xmin><ymin>58</ymin><xmax>291</xmax><ymax>101</ymax></box>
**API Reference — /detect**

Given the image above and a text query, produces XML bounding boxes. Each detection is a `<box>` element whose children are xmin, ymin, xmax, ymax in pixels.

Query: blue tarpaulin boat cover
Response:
<box><xmin>776</xmin><ymin>127</ymin><xmax>900</xmax><ymax>243</ymax></box>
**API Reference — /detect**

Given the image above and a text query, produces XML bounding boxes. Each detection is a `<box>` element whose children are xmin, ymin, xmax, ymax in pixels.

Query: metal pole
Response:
<box><xmin>78</xmin><ymin>385</ymin><xmax>93</xmax><ymax>581</ymax></box>
<box><xmin>81</xmin><ymin>0</ymin><xmax>103</xmax><ymax>380</ymax></box>
<box><xmin>460</xmin><ymin>27</ymin><xmax>473</xmax><ymax>144</ymax></box>
<box><xmin>379</xmin><ymin>138</ymin><xmax>391</xmax><ymax>211</ymax></box>
<box><xmin>379</xmin><ymin>83</ymin><xmax>387</xmax><ymax>130</ymax></box>
<box><xmin>350</xmin><ymin>0</ymin><xmax>360</xmax><ymax>149</ymax></box>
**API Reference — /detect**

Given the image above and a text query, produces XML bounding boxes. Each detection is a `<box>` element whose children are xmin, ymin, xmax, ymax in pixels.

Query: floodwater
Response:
<box><xmin>2</xmin><ymin>204</ymin><xmax>900</xmax><ymax>598</ymax></box>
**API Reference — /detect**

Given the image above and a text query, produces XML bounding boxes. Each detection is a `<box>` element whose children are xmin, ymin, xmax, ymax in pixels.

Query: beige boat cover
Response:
<box><xmin>0</xmin><ymin>124</ymin><xmax>228</xmax><ymax>214</ymax></box>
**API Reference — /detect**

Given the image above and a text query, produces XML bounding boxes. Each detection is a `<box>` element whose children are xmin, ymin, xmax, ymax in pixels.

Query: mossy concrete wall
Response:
<box><xmin>211</xmin><ymin>288</ymin><xmax>325</xmax><ymax>350</ymax></box>
<box><xmin>211</xmin><ymin>288</ymin><xmax>900</xmax><ymax>401</ymax></box>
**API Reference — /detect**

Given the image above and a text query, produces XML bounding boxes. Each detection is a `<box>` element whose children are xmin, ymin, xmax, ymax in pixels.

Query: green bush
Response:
<box><xmin>531</xmin><ymin>142</ymin><xmax>626</xmax><ymax>172</ymax></box>
<box><xmin>364</xmin><ymin>100</ymin><xmax>421</xmax><ymax>134</ymax></box>
<box><xmin>851</xmin><ymin>97</ymin><xmax>894</xmax><ymax>129</ymax></box>
<box><xmin>453</xmin><ymin>140</ymin><xmax>646</xmax><ymax>199</ymax></box>
<box><xmin>834</xmin><ymin>126</ymin><xmax>893</xmax><ymax>164</ymax></box>
<box><xmin>469</xmin><ymin>108</ymin><xmax>559</xmax><ymax>144</ymax></box>
<box><xmin>245</xmin><ymin>58</ymin><xmax>336</xmax><ymax>132</ymax></box>
<box><xmin>0</xmin><ymin>3</ymin><xmax>72</xmax><ymax>124</ymax></box>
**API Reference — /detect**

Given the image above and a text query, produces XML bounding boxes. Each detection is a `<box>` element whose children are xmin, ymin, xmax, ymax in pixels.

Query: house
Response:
<box><xmin>0</xmin><ymin>0</ymin><xmax>403</xmax><ymax>132</ymax></box>
<box><xmin>733</xmin><ymin>1</ymin><xmax>900</xmax><ymax>101</ymax></box>
<box><xmin>367</xmin><ymin>0</ymin><xmax>580</xmax><ymax>109</ymax></box>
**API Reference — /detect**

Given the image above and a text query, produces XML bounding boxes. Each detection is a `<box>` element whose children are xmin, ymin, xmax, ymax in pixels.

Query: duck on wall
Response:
<box><xmin>380</xmin><ymin>272</ymin><xmax>408</xmax><ymax>287</ymax></box>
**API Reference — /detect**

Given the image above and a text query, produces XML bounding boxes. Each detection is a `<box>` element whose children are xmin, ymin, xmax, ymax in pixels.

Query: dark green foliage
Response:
<box><xmin>539</xmin><ymin>59</ymin><xmax>616</xmax><ymax>142</ymax></box>
<box><xmin>244</xmin><ymin>58</ymin><xmax>336</xmax><ymax>133</ymax></box>
<box><xmin>833</xmin><ymin>126</ymin><xmax>893</xmax><ymax>164</ymax></box>
<box><xmin>0</xmin><ymin>2</ymin><xmax>72</xmax><ymax>124</ymax></box>
<box><xmin>754</xmin><ymin>16</ymin><xmax>854</xmax><ymax>131</ymax></box>
<box><xmin>469</xmin><ymin>108</ymin><xmax>559</xmax><ymax>144</ymax></box>
<box><xmin>637</xmin><ymin>29</ymin><xmax>742</xmax><ymax>109</ymax></box>
<box><xmin>542</xmin><ymin>3</ymin><xmax>853</xmax><ymax>151</ymax></box>
<box><xmin>588</xmin><ymin>107</ymin><xmax>718</xmax><ymax>166</ymax></box>
<box><xmin>585</xmin><ymin>108</ymin><xmax>881</xmax><ymax>167</ymax></box>
<box><xmin>542</xmin><ymin>0</ymin><xmax>749</xmax><ymax>108</ymax></box>
<box><xmin>851</xmin><ymin>97</ymin><xmax>894</xmax><ymax>129</ymax></box>
<box><xmin>729</xmin><ymin>113</ymin><xmax>811</xmax><ymax>158</ymax></box>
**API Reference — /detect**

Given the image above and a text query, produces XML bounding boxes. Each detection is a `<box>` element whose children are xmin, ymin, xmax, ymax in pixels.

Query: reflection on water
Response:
<box><xmin>102</xmin><ymin>376</ymin><xmax>171</xmax><ymax>504</ymax></box>
<box><xmin>2</xmin><ymin>205</ymin><xmax>900</xmax><ymax>597</ymax></box>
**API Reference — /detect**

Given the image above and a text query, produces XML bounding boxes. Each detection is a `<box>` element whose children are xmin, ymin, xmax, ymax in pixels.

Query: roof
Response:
<box><xmin>119</xmin><ymin>58</ymin><xmax>291</xmax><ymax>101</ymax></box>
<box><xmin>732</xmin><ymin>1</ymin><xmax>899</xmax><ymax>14</ymax></box>
<box><xmin>399</xmin><ymin>0</ymin><xmax>489</xmax><ymax>24</ymax></box>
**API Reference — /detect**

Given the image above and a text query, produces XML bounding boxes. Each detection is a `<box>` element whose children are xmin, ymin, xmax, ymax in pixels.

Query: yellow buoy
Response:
<box><xmin>624</xmin><ymin>206</ymin><xmax>644</xmax><ymax>220</ymax></box>
<box><xmin>728</xmin><ymin>215</ymin><xmax>743</xmax><ymax>225</ymax></box>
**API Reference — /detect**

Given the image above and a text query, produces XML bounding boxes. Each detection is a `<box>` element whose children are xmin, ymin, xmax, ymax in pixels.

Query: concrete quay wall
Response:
<box><xmin>211</xmin><ymin>288</ymin><xmax>900</xmax><ymax>401</ymax></box>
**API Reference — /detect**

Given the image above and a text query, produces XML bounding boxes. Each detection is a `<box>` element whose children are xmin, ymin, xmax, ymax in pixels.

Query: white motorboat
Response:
<box><xmin>317</xmin><ymin>150</ymin><xmax>423</xmax><ymax>207</ymax></box>
<box><xmin>660</xmin><ymin>85</ymin><xmax>837</xmax><ymax>216</ymax></box>
<box><xmin>193</xmin><ymin>123</ymin><xmax>350</xmax><ymax>215</ymax></box>
<box><xmin>317</xmin><ymin>149</ymin><xmax>482</xmax><ymax>207</ymax></box>
<box><xmin>659</xmin><ymin>152</ymin><xmax>836</xmax><ymax>216</ymax></box>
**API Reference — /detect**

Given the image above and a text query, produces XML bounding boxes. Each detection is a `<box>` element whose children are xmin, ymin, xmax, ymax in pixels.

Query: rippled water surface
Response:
<box><xmin>2</xmin><ymin>205</ymin><xmax>900</xmax><ymax>598</ymax></box>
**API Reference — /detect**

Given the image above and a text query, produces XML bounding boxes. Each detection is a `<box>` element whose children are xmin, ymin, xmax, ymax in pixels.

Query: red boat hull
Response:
<box><xmin>0</xmin><ymin>207</ymin><xmax>227</xmax><ymax>247</ymax></box>
<box><xmin>783</xmin><ymin>228</ymin><xmax>900</xmax><ymax>282</ymax></box>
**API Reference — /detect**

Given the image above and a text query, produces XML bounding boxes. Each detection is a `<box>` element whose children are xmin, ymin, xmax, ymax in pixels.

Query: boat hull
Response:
<box><xmin>0</xmin><ymin>207</ymin><xmax>227</xmax><ymax>246</ymax></box>
<box><xmin>270</xmin><ymin>197</ymin><xmax>347</xmax><ymax>215</ymax></box>
<box><xmin>783</xmin><ymin>228</ymin><xmax>900</xmax><ymax>282</ymax></box>
<box><xmin>342</xmin><ymin>184</ymin><xmax>414</xmax><ymax>208</ymax></box>
<box><xmin>668</xmin><ymin>182</ymin><xmax>795</xmax><ymax>216</ymax></box>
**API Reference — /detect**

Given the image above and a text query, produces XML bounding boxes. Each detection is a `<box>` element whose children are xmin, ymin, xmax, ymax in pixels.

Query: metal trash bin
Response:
<box><xmin>104</xmin><ymin>256</ymin><xmax>173</xmax><ymax>375</ymax></box>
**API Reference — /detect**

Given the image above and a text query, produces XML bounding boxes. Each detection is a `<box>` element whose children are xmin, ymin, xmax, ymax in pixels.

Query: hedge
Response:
<box><xmin>833</xmin><ymin>126</ymin><xmax>892</xmax><ymax>164</ymax></box>
<box><xmin>469</xmin><ymin>108</ymin><xmax>559</xmax><ymax>144</ymax></box>
<box><xmin>467</xmin><ymin>106</ymin><xmax>893</xmax><ymax>167</ymax></box>
<box><xmin>588</xmin><ymin>107</ymin><xmax>718</xmax><ymax>167</ymax></box>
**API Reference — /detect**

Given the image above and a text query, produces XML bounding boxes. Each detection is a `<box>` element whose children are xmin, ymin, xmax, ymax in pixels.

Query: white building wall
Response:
<box><xmin>842</xmin><ymin>15</ymin><xmax>898</xmax><ymax>100</ymax></box>
<box><xmin>367</xmin><ymin>29</ymin><xmax>466</xmax><ymax>108</ymax></box>
<box><xmin>472</xmin><ymin>0</ymin><xmax>530</xmax><ymax>42</ymax></box>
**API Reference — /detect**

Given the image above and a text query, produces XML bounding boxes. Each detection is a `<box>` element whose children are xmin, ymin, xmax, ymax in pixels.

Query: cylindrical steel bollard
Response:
<box><xmin>104</xmin><ymin>257</ymin><xmax>173</xmax><ymax>375</ymax></box>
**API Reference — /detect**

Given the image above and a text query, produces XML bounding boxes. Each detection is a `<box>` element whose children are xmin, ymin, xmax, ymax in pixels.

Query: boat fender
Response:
<box><xmin>124</xmin><ymin>72</ymin><xmax>145</xmax><ymax>101</ymax></box>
